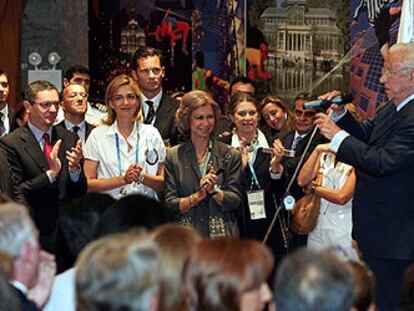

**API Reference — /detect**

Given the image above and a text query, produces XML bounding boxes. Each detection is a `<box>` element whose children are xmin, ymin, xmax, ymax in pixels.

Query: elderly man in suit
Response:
<box><xmin>56</xmin><ymin>84</ymin><xmax>94</xmax><ymax>145</ymax></box>
<box><xmin>0</xmin><ymin>69</ymin><xmax>17</xmax><ymax>137</ymax></box>
<box><xmin>0</xmin><ymin>80</ymin><xmax>87</xmax><ymax>253</ymax></box>
<box><xmin>315</xmin><ymin>43</ymin><xmax>414</xmax><ymax>310</ymax></box>
<box><xmin>131</xmin><ymin>46</ymin><xmax>180</xmax><ymax>146</ymax></box>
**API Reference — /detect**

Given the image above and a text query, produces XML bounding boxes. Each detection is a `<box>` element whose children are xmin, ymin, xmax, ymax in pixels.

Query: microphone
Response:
<box><xmin>303</xmin><ymin>94</ymin><xmax>353</xmax><ymax>110</ymax></box>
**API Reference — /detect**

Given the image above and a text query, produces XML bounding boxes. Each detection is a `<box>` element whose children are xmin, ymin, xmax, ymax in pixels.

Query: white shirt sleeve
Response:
<box><xmin>149</xmin><ymin>126</ymin><xmax>166</xmax><ymax>163</ymax></box>
<box><xmin>83</xmin><ymin>128</ymin><xmax>100</xmax><ymax>162</ymax></box>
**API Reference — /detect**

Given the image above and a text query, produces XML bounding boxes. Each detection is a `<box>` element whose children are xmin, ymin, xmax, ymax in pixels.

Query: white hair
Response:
<box><xmin>0</xmin><ymin>203</ymin><xmax>37</xmax><ymax>259</ymax></box>
<box><xmin>389</xmin><ymin>43</ymin><xmax>414</xmax><ymax>69</ymax></box>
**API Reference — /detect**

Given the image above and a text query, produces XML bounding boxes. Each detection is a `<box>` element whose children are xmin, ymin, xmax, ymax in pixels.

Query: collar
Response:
<box><xmin>231</xmin><ymin>128</ymin><xmax>269</xmax><ymax>149</ymax></box>
<box><xmin>28</xmin><ymin>122</ymin><xmax>52</xmax><ymax>143</ymax></box>
<box><xmin>0</xmin><ymin>104</ymin><xmax>8</xmax><ymax>117</ymax></box>
<box><xmin>396</xmin><ymin>93</ymin><xmax>414</xmax><ymax>112</ymax></box>
<box><xmin>294</xmin><ymin>130</ymin><xmax>309</xmax><ymax>141</ymax></box>
<box><xmin>11</xmin><ymin>280</ymin><xmax>29</xmax><ymax>295</ymax></box>
<box><xmin>141</xmin><ymin>90</ymin><xmax>163</xmax><ymax>111</ymax></box>
<box><xmin>106</xmin><ymin>120</ymin><xmax>139</xmax><ymax>137</ymax></box>
<box><xmin>64</xmin><ymin>119</ymin><xmax>85</xmax><ymax>131</ymax></box>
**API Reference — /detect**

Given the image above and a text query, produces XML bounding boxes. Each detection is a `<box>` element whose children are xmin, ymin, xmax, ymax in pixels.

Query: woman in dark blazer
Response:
<box><xmin>164</xmin><ymin>90</ymin><xmax>242</xmax><ymax>238</ymax></box>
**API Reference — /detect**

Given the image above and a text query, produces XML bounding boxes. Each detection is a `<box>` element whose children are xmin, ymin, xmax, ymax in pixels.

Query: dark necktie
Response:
<box><xmin>43</xmin><ymin>133</ymin><xmax>53</xmax><ymax>167</ymax></box>
<box><xmin>291</xmin><ymin>135</ymin><xmax>302</xmax><ymax>150</ymax></box>
<box><xmin>72</xmin><ymin>125</ymin><xmax>80</xmax><ymax>138</ymax></box>
<box><xmin>0</xmin><ymin>112</ymin><xmax>5</xmax><ymax>137</ymax></box>
<box><xmin>144</xmin><ymin>101</ymin><xmax>155</xmax><ymax>124</ymax></box>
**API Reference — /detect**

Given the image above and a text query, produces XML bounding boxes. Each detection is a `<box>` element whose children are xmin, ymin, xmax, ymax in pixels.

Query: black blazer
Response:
<box><xmin>153</xmin><ymin>94</ymin><xmax>181</xmax><ymax>146</ymax></box>
<box><xmin>0</xmin><ymin>148</ymin><xmax>12</xmax><ymax>196</ymax></box>
<box><xmin>55</xmin><ymin>120</ymin><xmax>94</xmax><ymax>142</ymax></box>
<box><xmin>0</xmin><ymin>125</ymin><xmax>87</xmax><ymax>250</ymax></box>
<box><xmin>10</xmin><ymin>284</ymin><xmax>38</xmax><ymax>311</ymax></box>
<box><xmin>337</xmin><ymin>100</ymin><xmax>414</xmax><ymax>260</ymax></box>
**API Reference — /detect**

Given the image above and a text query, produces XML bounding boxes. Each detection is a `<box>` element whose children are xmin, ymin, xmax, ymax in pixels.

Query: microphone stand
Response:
<box><xmin>262</xmin><ymin>125</ymin><xmax>320</xmax><ymax>247</ymax></box>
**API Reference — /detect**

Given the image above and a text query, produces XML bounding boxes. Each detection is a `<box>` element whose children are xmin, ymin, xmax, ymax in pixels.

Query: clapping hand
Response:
<box><xmin>48</xmin><ymin>140</ymin><xmax>62</xmax><ymax>178</ymax></box>
<box><xmin>200</xmin><ymin>166</ymin><xmax>219</xmax><ymax>195</ymax></box>
<box><xmin>123</xmin><ymin>164</ymin><xmax>142</xmax><ymax>184</ymax></box>
<box><xmin>270</xmin><ymin>139</ymin><xmax>285</xmax><ymax>173</ymax></box>
<box><xmin>66</xmin><ymin>139</ymin><xmax>83</xmax><ymax>172</ymax></box>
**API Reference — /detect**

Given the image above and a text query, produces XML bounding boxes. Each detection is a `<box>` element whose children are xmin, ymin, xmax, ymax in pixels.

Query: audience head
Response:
<box><xmin>96</xmin><ymin>194</ymin><xmax>170</xmax><ymax>238</ymax></box>
<box><xmin>63</xmin><ymin>64</ymin><xmax>91</xmax><ymax>92</ymax></box>
<box><xmin>0</xmin><ymin>69</ymin><xmax>9</xmax><ymax>107</ymax></box>
<box><xmin>346</xmin><ymin>261</ymin><xmax>376</xmax><ymax>311</ymax></box>
<box><xmin>183</xmin><ymin>238</ymin><xmax>274</xmax><ymax>311</ymax></box>
<box><xmin>23</xmin><ymin>80</ymin><xmax>60</xmax><ymax>132</ymax></box>
<box><xmin>274</xmin><ymin>248</ymin><xmax>354</xmax><ymax>311</ymax></box>
<box><xmin>14</xmin><ymin>102</ymin><xmax>29</xmax><ymax>127</ymax></box>
<box><xmin>0</xmin><ymin>202</ymin><xmax>39</xmax><ymax>288</ymax></box>
<box><xmin>61</xmin><ymin>84</ymin><xmax>88</xmax><ymax>121</ymax></box>
<box><xmin>171</xmin><ymin>91</ymin><xmax>185</xmax><ymax>102</ymax></box>
<box><xmin>76</xmin><ymin>230</ymin><xmax>161</xmax><ymax>311</ymax></box>
<box><xmin>60</xmin><ymin>193</ymin><xmax>115</xmax><ymax>261</ymax></box>
<box><xmin>259</xmin><ymin>95</ymin><xmax>292</xmax><ymax>132</ymax></box>
<box><xmin>150</xmin><ymin>224</ymin><xmax>201</xmax><ymax>311</ymax></box>
<box><xmin>229</xmin><ymin>76</ymin><xmax>257</xmax><ymax>98</ymax></box>
<box><xmin>131</xmin><ymin>46</ymin><xmax>165</xmax><ymax>98</ymax></box>
<box><xmin>293</xmin><ymin>93</ymin><xmax>316</xmax><ymax>135</ymax></box>
<box><xmin>176</xmin><ymin>90</ymin><xmax>221</xmax><ymax>138</ymax></box>
<box><xmin>228</xmin><ymin>92</ymin><xmax>260</xmax><ymax>137</ymax></box>
<box><xmin>103</xmin><ymin>74</ymin><xmax>143</xmax><ymax>125</ymax></box>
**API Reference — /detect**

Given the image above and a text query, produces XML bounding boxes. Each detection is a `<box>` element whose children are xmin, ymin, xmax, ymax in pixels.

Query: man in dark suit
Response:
<box><xmin>315</xmin><ymin>43</ymin><xmax>414</xmax><ymax>310</ymax></box>
<box><xmin>0</xmin><ymin>202</ymin><xmax>56</xmax><ymax>311</ymax></box>
<box><xmin>0</xmin><ymin>69</ymin><xmax>18</xmax><ymax>137</ymax></box>
<box><xmin>56</xmin><ymin>84</ymin><xmax>94</xmax><ymax>145</ymax></box>
<box><xmin>131</xmin><ymin>46</ymin><xmax>180</xmax><ymax>146</ymax></box>
<box><xmin>0</xmin><ymin>80</ymin><xmax>87</xmax><ymax>253</ymax></box>
<box><xmin>0</xmin><ymin>148</ymin><xmax>12</xmax><ymax>196</ymax></box>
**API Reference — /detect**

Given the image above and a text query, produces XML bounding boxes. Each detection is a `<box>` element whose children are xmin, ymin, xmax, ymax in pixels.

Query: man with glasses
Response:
<box><xmin>56</xmin><ymin>84</ymin><xmax>94</xmax><ymax>145</ymax></box>
<box><xmin>131</xmin><ymin>47</ymin><xmax>180</xmax><ymax>146</ymax></box>
<box><xmin>0</xmin><ymin>80</ymin><xmax>87</xmax><ymax>253</ymax></box>
<box><xmin>271</xmin><ymin>93</ymin><xmax>327</xmax><ymax>248</ymax></box>
<box><xmin>315</xmin><ymin>43</ymin><xmax>414</xmax><ymax>310</ymax></box>
<box><xmin>0</xmin><ymin>69</ymin><xmax>18</xmax><ymax>137</ymax></box>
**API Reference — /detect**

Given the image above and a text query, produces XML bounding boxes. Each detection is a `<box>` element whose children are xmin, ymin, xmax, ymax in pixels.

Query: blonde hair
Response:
<box><xmin>103</xmin><ymin>74</ymin><xmax>143</xmax><ymax>125</ymax></box>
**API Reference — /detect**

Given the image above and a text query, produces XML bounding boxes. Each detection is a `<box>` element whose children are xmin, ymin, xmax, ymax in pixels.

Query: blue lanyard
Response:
<box><xmin>248</xmin><ymin>153</ymin><xmax>261</xmax><ymax>189</ymax></box>
<box><xmin>199</xmin><ymin>151</ymin><xmax>212</xmax><ymax>176</ymax></box>
<box><xmin>115</xmin><ymin>133</ymin><xmax>139</xmax><ymax>176</ymax></box>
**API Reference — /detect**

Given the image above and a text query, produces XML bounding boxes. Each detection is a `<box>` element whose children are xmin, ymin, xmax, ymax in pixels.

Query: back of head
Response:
<box><xmin>0</xmin><ymin>202</ymin><xmax>37</xmax><ymax>259</ymax></box>
<box><xmin>229</xmin><ymin>76</ymin><xmax>257</xmax><ymax>97</ymax></box>
<box><xmin>60</xmin><ymin>193</ymin><xmax>115</xmax><ymax>259</ymax></box>
<box><xmin>183</xmin><ymin>238</ymin><xmax>274</xmax><ymax>311</ymax></box>
<box><xmin>274</xmin><ymin>248</ymin><xmax>353</xmax><ymax>311</ymax></box>
<box><xmin>151</xmin><ymin>224</ymin><xmax>201</xmax><ymax>310</ymax></box>
<box><xmin>96</xmin><ymin>194</ymin><xmax>170</xmax><ymax>238</ymax></box>
<box><xmin>76</xmin><ymin>230</ymin><xmax>161</xmax><ymax>311</ymax></box>
<box><xmin>347</xmin><ymin>261</ymin><xmax>376</xmax><ymax>311</ymax></box>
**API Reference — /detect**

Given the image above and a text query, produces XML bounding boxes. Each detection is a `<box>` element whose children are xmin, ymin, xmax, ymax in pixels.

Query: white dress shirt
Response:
<box><xmin>83</xmin><ymin>121</ymin><xmax>166</xmax><ymax>200</ymax></box>
<box><xmin>0</xmin><ymin>104</ymin><xmax>10</xmax><ymax>137</ymax></box>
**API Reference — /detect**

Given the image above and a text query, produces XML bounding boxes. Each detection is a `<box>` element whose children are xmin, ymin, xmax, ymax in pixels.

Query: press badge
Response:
<box><xmin>247</xmin><ymin>190</ymin><xmax>266</xmax><ymax>220</ymax></box>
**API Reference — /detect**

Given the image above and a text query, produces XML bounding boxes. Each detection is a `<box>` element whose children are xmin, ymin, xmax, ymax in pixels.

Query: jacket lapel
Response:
<box><xmin>21</xmin><ymin>125</ymin><xmax>49</xmax><ymax>171</ymax></box>
<box><xmin>154</xmin><ymin>94</ymin><xmax>172</xmax><ymax>135</ymax></box>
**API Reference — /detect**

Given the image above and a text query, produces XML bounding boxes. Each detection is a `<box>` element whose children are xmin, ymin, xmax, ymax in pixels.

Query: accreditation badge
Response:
<box><xmin>247</xmin><ymin>190</ymin><xmax>266</xmax><ymax>220</ymax></box>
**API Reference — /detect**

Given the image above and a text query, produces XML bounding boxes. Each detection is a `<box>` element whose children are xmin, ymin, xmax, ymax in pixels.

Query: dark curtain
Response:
<box><xmin>0</xmin><ymin>0</ymin><xmax>26</xmax><ymax>108</ymax></box>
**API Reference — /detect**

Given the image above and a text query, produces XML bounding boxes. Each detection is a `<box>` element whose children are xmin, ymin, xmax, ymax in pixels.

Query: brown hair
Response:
<box><xmin>150</xmin><ymin>224</ymin><xmax>201</xmax><ymax>311</ymax></box>
<box><xmin>175</xmin><ymin>90</ymin><xmax>221</xmax><ymax>137</ymax></box>
<box><xmin>228</xmin><ymin>92</ymin><xmax>259</xmax><ymax>118</ymax></box>
<box><xmin>347</xmin><ymin>261</ymin><xmax>375</xmax><ymax>311</ymax></box>
<box><xmin>103</xmin><ymin>74</ymin><xmax>143</xmax><ymax>125</ymax></box>
<box><xmin>259</xmin><ymin>95</ymin><xmax>293</xmax><ymax>131</ymax></box>
<box><xmin>183</xmin><ymin>238</ymin><xmax>274</xmax><ymax>311</ymax></box>
<box><xmin>24</xmin><ymin>80</ymin><xmax>58</xmax><ymax>104</ymax></box>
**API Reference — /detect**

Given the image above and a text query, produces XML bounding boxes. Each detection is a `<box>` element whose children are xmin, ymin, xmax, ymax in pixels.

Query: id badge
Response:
<box><xmin>247</xmin><ymin>190</ymin><xmax>266</xmax><ymax>220</ymax></box>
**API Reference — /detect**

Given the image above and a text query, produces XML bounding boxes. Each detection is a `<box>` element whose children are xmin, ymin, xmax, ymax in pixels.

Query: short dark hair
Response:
<box><xmin>229</xmin><ymin>76</ymin><xmax>257</xmax><ymax>97</ymax></box>
<box><xmin>274</xmin><ymin>248</ymin><xmax>354</xmax><ymax>311</ymax></box>
<box><xmin>24</xmin><ymin>80</ymin><xmax>58</xmax><ymax>103</ymax></box>
<box><xmin>96</xmin><ymin>194</ymin><xmax>171</xmax><ymax>237</ymax></box>
<box><xmin>64</xmin><ymin>65</ymin><xmax>90</xmax><ymax>81</ymax></box>
<box><xmin>131</xmin><ymin>47</ymin><xmax>163</xmax><ymax>70</ymax></box>
<box><xmin>0</xmin><ymin>69</ymin><xmax>8</xmax><ymax>79</ymax></box>
<box><xmin>60</xmin><ymin>193</ymin><xmax>115</xmax><ymax>259</ymax></box>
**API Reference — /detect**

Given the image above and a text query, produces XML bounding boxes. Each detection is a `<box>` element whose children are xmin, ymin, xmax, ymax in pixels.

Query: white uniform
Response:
<box><xmin>83</xmin><ymin>121</ymin><xmax>166</xmax><ymax>200</ymax></box>
<box><xmin>307</xmin><ymin>153</ymin><xmax>359</xmax><ymax>260</ymax></box>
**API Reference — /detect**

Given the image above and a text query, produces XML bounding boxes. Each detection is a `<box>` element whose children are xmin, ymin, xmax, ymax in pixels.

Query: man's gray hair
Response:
<box><xmin>76</xmin><ymin>230</ymin><xmax>161</xmax><ymax>311</ymax></box>
<box><xmin>0</xmin><ymin>203</ymin><xmax>37</xmax><ymax>259</ymax></box>
<box><xmin>389</xmin><ymin>43</ymin><xmax>414</xmax><ymax>69</ymax></box>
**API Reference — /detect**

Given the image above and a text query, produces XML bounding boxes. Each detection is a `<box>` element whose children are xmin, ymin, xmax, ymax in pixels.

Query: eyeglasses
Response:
<box><xmin>138</xmin><ymin>68</ymin><xmax>163</xmax><ymax>76</ymax></box>
<box><xmin>32</xmin><ymin>101</ymin><xmax>60</xmax><ymax>110</ymax></box>
<box><xmin>294</xmin><ymin>109</ymin><xmax>315</xmax><ymax>118</ymax></box>
<box><xmin>66</xmin><ymin>91</ymin><xmax>88</xmax><ymax>99</ymax></box>
<box><xmin>112</xmin><ymin>93</ymin><xmax>138</xmax><ymax>103</ymax></box>
<box><xmin>381</xmin><ymin>67</ymin><xmax>413</xmax><ymax>76</ymax></box>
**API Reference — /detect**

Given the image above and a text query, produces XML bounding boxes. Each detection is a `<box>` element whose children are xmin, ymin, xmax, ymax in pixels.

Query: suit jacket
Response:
<box><xmin>337</xmin><ymin>100</ymin><xmax>414</xmax><ymax>260</ymax></box>
<box><xmin>0</xmin><ymin>148</ymin><xmax>12</xmax><ymax>196</ymax></box>
<box><xmin>55</xmin><ymin>120</ymin><xmax>94</xmax><ymax>142</ymax></box>
<box><xmin>0</xmin><ymin>125</ymin><xmax>87</xmax><ymax>250</ymax></box>
<box><xmin>153</xmin><ymin>94</ymin><xmax>181</xmax><ymax>146</ymax></box>
<box><xmin>10</xmin><ymin>285</ymin><xmax>38</xmax><ymax>311</ymax></box>
<box><xmin>273</xmin><ymin>129</ymin><xmax>328</xmax><ymax>201</ymax></box>
<box><xmin>8</xmin><ymin>107</ymin><xmax>18</xmax><ymax>133</ymax></box>
<box><xmin>164</xmin><ymin>139</ymin><xmax>242</xmax><ymax>237</ymax></box>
